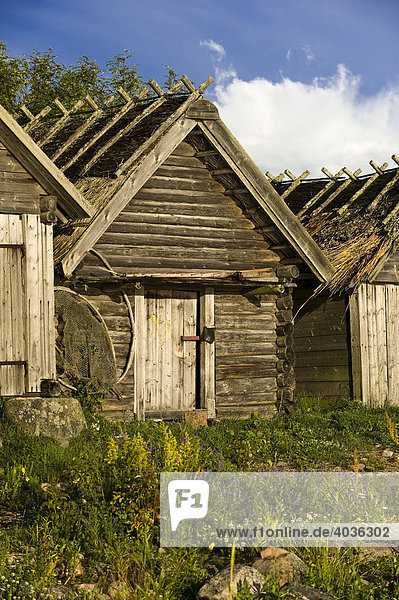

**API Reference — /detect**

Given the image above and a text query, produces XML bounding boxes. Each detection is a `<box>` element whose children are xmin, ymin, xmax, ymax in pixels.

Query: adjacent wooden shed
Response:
<box><xmin>269</xmin><ymin>159</ymin><xmax>399</xmax><ymax>406</ymax></box>
<box><xmin>0</xmin><ymin>105</ymin><xmax>93</xmax><ymax>397</ymax></box>
<box><xmin>5</xmin><ymin>76</ymin><xmax>333</xmax><ymax>420</ymax></box>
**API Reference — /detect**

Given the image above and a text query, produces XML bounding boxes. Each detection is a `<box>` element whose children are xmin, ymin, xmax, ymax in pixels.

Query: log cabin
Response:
<box><xmin>269</xmin><ymin>160</ymin><xmax>399</xmax><ymax>407</ymax></box>
<box><xmin>0</xmin><ymin>76</ymin><xmax>334</xmax><ymax>421</ymax></box>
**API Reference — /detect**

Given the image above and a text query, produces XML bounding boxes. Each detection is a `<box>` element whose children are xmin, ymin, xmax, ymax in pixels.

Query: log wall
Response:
<box><xmin>373</xmin><ymin>250</ymin><xmax>399</xmax><ymax>283</ymax></box>
<box><xmin>0</xmin><ymin>143</ymin><xmax>44</xmax><ymax>214</ymax></box>
<box><xmin>293</xmin><ymin>288</ymin><xmax>351</xmax><ymax>401</ymax></box>
<box><xmin>214</xmin><ymin>290</ymin><xmax>278</xmax><ymax>418</ymax></box>
<box><xmin>76</xmin><ymin>141</ymin><xmax>279</xmax><ymax>277</ymax></box>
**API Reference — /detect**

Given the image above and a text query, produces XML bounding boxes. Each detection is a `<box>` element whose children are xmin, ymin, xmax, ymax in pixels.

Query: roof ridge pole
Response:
<box><xmin>339</xmin><ymin>160</ymin><xmax>389</xmax><ymax>214</ymax></box>
<box><xmin>296</xmin><ymin>167</ymin><xmax>344</xmax><ymax>218</ymax></box>
<box><xmin>311</xmin><ymin>167</ymin><xmax>362</xmax><ymax>217</ymax></box>
<box><xmin>280</xmin><ymin>169</ymin><xmax>310</xmax><ymax>200</ymax></box>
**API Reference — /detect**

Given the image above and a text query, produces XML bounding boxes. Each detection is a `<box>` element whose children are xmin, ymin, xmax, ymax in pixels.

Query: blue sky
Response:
<box><xmin>2</xmin><ymin>0</ymin><xmax>399</xmax><ymax>175</ymax></box>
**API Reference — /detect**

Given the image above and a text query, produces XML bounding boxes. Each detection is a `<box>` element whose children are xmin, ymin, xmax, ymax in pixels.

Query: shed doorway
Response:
<box><xmin>134</xmin><ymin>288</ymin><xmax>204</xmax><ymax>418</ymax></box>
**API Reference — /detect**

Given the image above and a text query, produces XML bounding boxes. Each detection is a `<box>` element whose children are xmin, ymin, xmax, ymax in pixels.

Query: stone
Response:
<box><xmin>48</xmin><ymin>584</ymin><xmax>71</xmax><ymax>599</ymax></box>
<box><xmin>252</xmin><ymin>551</ymin><xmax>306</xmax><ymax>586</ymax></box>
<box><xmin>260</xmin><ymin>547</ymin><xmax>289</xmax><ymax>559</ymax></box>
<box><xmin>196</xmin><ymin>566</ymin><xmax>265</xmax><ymax>600</ymax></box>
<box><xmin>285</xmin><ymin>582</ymin><xmax>337</xmax><ymax>599</ymax></box>
<box><xmin>184</xmin><ymin>410</ymin><xmax>208</xmax><ymax>428</ymax></box>
<box><xmin>357</xmin><ymin>547</ymin><xmax>395</xmax><ymax>563</ymax></box>
<box><xmin>108</xmin><ymin>581</ymin><xmax>131</xmax><ymax>599</ymax></box>
<box><xmin>75</xmin><ymin>583</ymin><xmax>108</xmax><ymax>599</ymax></box>
<box><xmin>3</xmin><ymin>397</ymin><xmax>86</xmax><ymax>446</ymax></box>
<box><xmin>382</xmin><ymin>449</ymin><xmax>394</xmax><ymax>459</ymax></box>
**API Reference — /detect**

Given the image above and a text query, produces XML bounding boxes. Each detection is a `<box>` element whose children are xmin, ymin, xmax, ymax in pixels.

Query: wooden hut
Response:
<box><xmin>0</xmin><ymin>105</ymin><xmax>93</xmax><ymax>397</ymax></box>
<box><xmin>0</xmin><ymin>76</ymin><xmax>333</xmax><ymax>420</ymax></box>
<box><xmin>268</xmin><ymin>159</ymin><xmax>399</xmax><ymax>407</ymax></box>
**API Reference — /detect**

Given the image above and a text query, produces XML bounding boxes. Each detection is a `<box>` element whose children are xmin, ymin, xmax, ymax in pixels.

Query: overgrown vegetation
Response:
<box><xmin>0</xmin><ymin>42</ymin><xmax>179</xmax><ymax>114</ymax></box>
<box><xmin>1</xmin><ymin>401</ymin><xmax>399</xmax><ymax>598</ymax></box>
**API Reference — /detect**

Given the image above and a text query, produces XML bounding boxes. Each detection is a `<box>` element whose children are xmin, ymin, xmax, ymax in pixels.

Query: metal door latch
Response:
<box><xmin>181</xmin><ymin>326</ymin><xmax>215</xmax><ymax>344</ymax></box>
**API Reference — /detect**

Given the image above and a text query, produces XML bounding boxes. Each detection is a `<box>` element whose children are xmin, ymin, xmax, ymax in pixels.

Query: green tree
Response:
<box><xmin>0</xmin><ymin>43</ymin><xmax>180</xmax><ymax>117</ymax></box>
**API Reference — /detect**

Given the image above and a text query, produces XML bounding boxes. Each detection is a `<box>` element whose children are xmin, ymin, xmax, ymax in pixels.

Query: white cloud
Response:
<box><xmin>286</xmin><ymin>48</ymin><xmax>291</xmax><ymax>61</ymax></box>
<box><xmin>212</xmin><ymin>64</ymin><xmax>399</xmax><ymax>177</ymax></box>
<box><xmin>200</xmin><ymin>39</ymin><xmax>225</xmax><ymax>62</ymax></box>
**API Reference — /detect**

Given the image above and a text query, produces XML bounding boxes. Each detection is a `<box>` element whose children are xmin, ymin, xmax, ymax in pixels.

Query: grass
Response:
<box><xmin>1</xmin><ymin>399</ymin><xmax>399</xmax><ymax>598</ymax></box>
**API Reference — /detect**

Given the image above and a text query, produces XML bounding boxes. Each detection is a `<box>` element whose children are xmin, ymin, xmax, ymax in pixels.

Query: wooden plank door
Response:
<box><xmin>135</xmin><ymin>289</ymin><xmax>198</xmax><ymax>418</ymax></box>
<box><xmin>0</xmin><ymin>214</ymin><xmax>26</xmax><ymax>395</ymax></box>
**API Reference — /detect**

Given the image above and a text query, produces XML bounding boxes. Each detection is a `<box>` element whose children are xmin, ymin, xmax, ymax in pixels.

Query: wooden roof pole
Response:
<box><xmin>22</xmin><ymin>104</ymin><xmax>53</xmax><ymax>135</ymax></box>
<box><xmin>79</xmin><ymin>80</ymin><xmax>185</xmax><ymax>177</ymax></box>
<box><xmin>50</xmin><ymin>94</ymin><xmax>115</xmax><ymax>162</ymax></box>
<box><xmin>37</xmin><ymin>98</ymin><xmax>85</xmax><ymax>147</ymax></box>
<box><xmin>337</xmin><ymin>160</ymin><xmax>389</xmax><ymax>215</ymax></box>
<box><xmin>280</xmin><ymin>170</ymin><xmax>310</xmax><ymax>200</ymax></box>
<box><xmin>296</xmin><ymin>168</ymin><xmax>344</xmax><ymax>218</ymax></box>
<box><xmin>381</xmin><ymin>156</ymin><xmax>399</xmax><ymax>224</ymax></box>
<box><xmin>311</xmin><ymin>167</ymin><xmax>362</xmax><ymax>217</ymax></box>
<box><xmin>114</xmin><ymin>76</ymin><xmax>214</xmax><ymax>178</ymax></box>
<box><xmin>60</xmin><ymin>87</ymin><xmax>149</xmax><ymax>172</ymax></box>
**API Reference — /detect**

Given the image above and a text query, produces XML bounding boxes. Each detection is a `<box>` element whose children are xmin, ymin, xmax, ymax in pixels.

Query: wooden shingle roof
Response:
<box><xmin>269</xmin><ymin>159</ymin><xmax>399</xmax><ymax>292</ymax></box>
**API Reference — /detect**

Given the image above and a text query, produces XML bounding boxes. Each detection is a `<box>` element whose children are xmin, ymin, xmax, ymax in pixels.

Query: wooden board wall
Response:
<box><xmin>76</xmin><ymin>140</ymin><xmax>279</xmax><ymax>277</ymax></box>
<box><xmin>350</xmin><ymin>283</ymin><xmax>399</xmax><ymax>407</ymax></box>
<box><xmin>0</xmin><ymin>143</ymin><xmax>44</xmax><ymax>214</ymax></box>
<box><xmin>79</xmin><ymin>286</ymin><xmax>279</xmax><ymax>420</ymax></box>
<box><xmin>293</xmin><ymin>289</ymin><xmax>351</xmax><ymax>401</ymax></box>
<box><xmin>0</xmin><ymin>214</ymin><xmax>55</xmax><ymax>395</ymax></box>
<box><xmin>214</xmin><ymin>290</ymin><xmax>278</xmax><ymax>418</ymax></box>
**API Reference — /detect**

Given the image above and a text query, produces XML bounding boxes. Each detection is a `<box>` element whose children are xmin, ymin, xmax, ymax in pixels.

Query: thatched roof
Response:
<box><xmin>269</xmin><ymin>162</ymin><xmax>399</xmax><ymax>292</ymax></box>
<box><xmin>14</xmin><ymin>77</ymin><xmax>333</xmax><ymax>283</ymax></box>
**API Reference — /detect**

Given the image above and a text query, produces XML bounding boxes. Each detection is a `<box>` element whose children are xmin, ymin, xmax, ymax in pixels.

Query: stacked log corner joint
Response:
<box><xmin>275</xmin><ymin>264</ymin><xmax>298</xmax><ymax>412</ymax></box>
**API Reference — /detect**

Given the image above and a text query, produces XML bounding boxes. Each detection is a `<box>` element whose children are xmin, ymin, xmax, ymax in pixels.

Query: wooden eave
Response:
<box><xmin>0</xmin><ymin>104</ymin><xmax>94</xmax><ymax>219</ymax></box>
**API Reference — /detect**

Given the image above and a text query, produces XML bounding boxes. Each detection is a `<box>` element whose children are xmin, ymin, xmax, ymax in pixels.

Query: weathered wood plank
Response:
<box><xmin>100</xmin><ymin>231</ymin><xmax>270</xmax><ymax>250</ymax></box>
<box><xmin>23</xmin><ymin>215</ymin><xmax>41</xmax><ymax>392</ymax></box>
<box><xmin>134</xmin><ymin>287</ymin><xmax>146</xmax><ymax>420</ymax></box>
<box><xmin>295</xmin><ymin>366</ymin><xmax>350</xmax><ymax>382</ymax></box>
<box><xmin>216</xmin><ymin>377</ymin><xmax>276</xmax><ymax>396</ymax></box>
<box><xmin>200</xmin><ymin>287</ymin><xmax>215</xmax><ymax>417</ymax></box>
<box><xmin>386</xmin><ymin>285</ymin><xmax>399</xmax><ymax>404</ymax></box>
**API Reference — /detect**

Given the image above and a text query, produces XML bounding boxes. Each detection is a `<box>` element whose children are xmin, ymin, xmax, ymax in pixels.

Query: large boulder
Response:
<box><xmin>3</xmin><ymin>397</ymin><xmax>86</xmax><ymax>446</ymax></box>
<box><xmin>252</xmin><ymin>551</ymin><xmax>306</xmax><ymax>586</ymax></box>
<box><xmin>197</xmin><ymin>565</ymin><xmax>265</xmax><ymax>600</ymax></box>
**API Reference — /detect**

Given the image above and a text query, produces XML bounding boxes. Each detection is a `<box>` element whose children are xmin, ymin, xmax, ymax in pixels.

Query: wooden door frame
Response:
<box><xmin>134</xmin><ymin>284</ymin><xmax>215</xmax><ymax>420</ymax></box>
